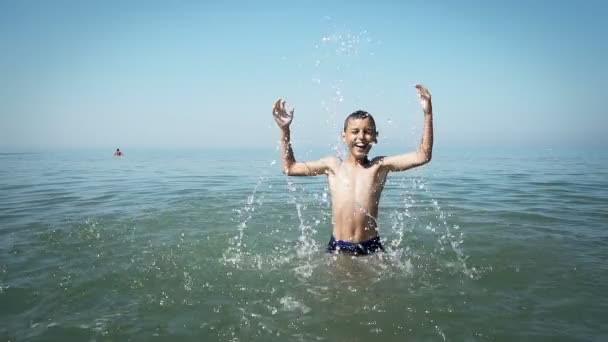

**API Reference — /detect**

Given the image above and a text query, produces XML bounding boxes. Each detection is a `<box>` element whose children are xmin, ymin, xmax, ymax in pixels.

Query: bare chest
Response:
<box><xmin>328</xmin><ymin>164</ymin><xmax>386</xmax><ymax>196</ymax></box>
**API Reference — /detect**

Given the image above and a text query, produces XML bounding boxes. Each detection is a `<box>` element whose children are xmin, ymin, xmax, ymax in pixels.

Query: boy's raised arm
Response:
<box><xmin>272</xmin><ymin>99</ymin><xmax>333</xmax><ymax>176</ymax></box>
<box><xmin>380</xmin><ymin>84</ymin><xmax>434</xmax><ymax>172</ymax></box>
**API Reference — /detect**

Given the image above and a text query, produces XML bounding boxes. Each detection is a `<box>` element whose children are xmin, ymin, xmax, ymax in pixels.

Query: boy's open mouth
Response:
<box><xmin>354</xmin><ymin>142</ymin><xmax>368</xmax><ymax>151</ymax></box>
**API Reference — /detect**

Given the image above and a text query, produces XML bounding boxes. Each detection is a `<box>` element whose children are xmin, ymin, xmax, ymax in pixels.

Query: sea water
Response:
<box><xmin>1</xmin><ymin>147</ymin><xmax>607</xmax><ymax>341</ymax></box>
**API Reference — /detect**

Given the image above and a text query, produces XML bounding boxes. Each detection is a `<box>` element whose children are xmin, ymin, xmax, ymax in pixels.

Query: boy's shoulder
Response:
<box><xmin>369</xmin><ymin>156</ymin><xmax>391</xmax><ymax>173</ymax></box>
<box><xmin>317</xmin><ymin>155</ymin><xmax>340</xmax><ymax>172</ymax></box>
<box><xmin>370</xmin><ymin>155</ymin><xmax>386</xmax><ymax>165</ymax></box>
<box><xmin>321</xmin><ymin>155</ymin><xmax>340</xmax><ymax>165</ymax></box>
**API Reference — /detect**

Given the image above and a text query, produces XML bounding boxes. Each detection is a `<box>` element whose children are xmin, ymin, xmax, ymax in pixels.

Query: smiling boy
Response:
<box><xmin>272</xmin><ymin>84</ymin><xmax>433</xmax><ymax>255</ymax></box>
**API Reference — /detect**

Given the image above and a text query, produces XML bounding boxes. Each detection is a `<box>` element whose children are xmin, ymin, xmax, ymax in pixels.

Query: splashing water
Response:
<box><xmin>218</xmin><ymin>25</ymin><xmax>481</xmax><ymax>341</ymax></box>
<box><xmin>227</xmin><ymin>23</ymin><xmax>479</xmax><ymax>282</ymax></box>
<box><xmin>314</xmin><ymin>27</ymin><xmax>376</xmax><ymax>150</ymax></box>
<box><xmin>222</xmin><ymin>176</ymin><xmax>267</xmax><ymax>268</ymax></box>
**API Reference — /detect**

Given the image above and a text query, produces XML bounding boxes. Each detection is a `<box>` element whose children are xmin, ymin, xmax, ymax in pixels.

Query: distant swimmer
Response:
<box><xmin>272</xmin><ymin>84</ymin><xmax>434</xmax><ymax>255</ymax></box>
<box><xmin>114</xmin><ymin>148</ymin><xmax>123</xmax><ymax>157</ymax></box>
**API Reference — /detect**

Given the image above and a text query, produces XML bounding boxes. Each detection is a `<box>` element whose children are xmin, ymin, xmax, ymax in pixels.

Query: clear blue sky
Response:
<box><xmin>1</xmin><ymin>0</ymin><xmax>607</xmax><ymax>152</ymax></box>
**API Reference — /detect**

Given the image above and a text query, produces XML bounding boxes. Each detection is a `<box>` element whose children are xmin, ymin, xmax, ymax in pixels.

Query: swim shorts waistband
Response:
<box><xmin>327</xmin><ymin>235</ymin><xmax>384</xmax><ymax>255</ymax></box>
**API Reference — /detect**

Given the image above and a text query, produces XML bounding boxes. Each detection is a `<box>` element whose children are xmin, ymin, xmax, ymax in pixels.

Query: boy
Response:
<box><xmin>272</xmin><ymin>84</ymin><xmax>433</xmax><ymax>255</ymax></box>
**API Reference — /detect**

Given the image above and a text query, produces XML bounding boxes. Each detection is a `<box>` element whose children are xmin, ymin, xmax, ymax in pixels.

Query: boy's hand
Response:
<box><xmin>272</xmin><ymin>98</ymin><xmax>294</xmax><ymax>129</ymax></box>
<box><xmin>415</xmin><ymin>84</ymin><xmax>432</xmax><ymax>115</ymax></box>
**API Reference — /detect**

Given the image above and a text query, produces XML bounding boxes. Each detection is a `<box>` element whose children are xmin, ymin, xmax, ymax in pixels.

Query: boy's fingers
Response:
<box><xmin>416</xmin><ymin>84</ymin><xmax>431</xmax><ymax>97</ymax></box>
<box><xmin>273</xmin><ymin>98</ymin><xmax>282</xmax><ymax>111</ymax></box>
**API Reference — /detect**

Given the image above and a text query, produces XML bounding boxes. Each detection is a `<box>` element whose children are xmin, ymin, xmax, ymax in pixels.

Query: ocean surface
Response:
<box><xmin>1</xmin><ymin>147</ymin><xmax>607</xmax><ymax>341</ymax></box>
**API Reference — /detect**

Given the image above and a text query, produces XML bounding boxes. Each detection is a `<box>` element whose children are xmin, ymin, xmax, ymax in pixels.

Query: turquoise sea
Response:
<box><xmin>1</xmin><ymin>147</ymin><xmax>607</xmax><ymax>341</ymax></box>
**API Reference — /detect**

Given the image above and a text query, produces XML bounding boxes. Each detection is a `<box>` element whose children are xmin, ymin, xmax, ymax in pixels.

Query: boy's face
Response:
<box><xmin>342</xmin><ymin>117</ymin><xmax>378</xmax><ymax>160</ymax></box>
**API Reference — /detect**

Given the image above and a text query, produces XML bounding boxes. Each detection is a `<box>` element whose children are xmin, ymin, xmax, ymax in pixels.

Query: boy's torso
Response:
<box><xmin>327</xmin><ymin>157</ymin><xmax>388</xmax><ymax>242</ymax></box>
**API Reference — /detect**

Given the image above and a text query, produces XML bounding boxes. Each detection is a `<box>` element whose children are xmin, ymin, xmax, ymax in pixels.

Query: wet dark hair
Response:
<box><xmin>343</xmin><ymin>110</ymin><xmax>377</xmax><ymax>134</ymax></box>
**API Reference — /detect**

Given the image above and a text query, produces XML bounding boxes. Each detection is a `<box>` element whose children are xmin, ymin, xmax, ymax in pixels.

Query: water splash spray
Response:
<box><xmin>222</xmin><ymin>175</ymin><xmax>266</xmax><ymax>268</ymax></box>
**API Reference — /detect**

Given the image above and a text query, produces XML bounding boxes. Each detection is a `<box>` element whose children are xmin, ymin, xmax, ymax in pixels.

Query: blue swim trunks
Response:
<box><xmin>327</xmin><ymin>235</ymin><xmax>384</xmax><ymax>255</ymax></box>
